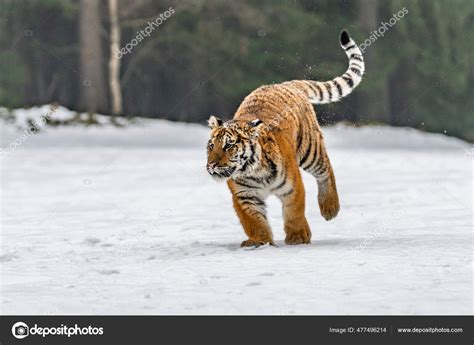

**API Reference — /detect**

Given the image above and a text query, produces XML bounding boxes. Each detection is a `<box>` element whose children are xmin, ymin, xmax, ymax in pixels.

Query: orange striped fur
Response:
<box><xmin>206</xmin><ymin>30</ymin><xmax>364</xmax><ymax>247</ymax></box>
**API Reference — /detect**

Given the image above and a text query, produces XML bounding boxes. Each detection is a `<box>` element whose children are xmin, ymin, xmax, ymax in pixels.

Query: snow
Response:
<box><xmin>1</xmin><ymin>105</ymin><xmax>472</xmax><ymax>315</ymax></box>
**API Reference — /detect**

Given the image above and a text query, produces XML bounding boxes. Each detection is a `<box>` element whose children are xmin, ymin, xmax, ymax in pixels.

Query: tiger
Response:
<box><xmin>206</xmin><ymin>30</ymin><xmax>365</xmax><ymax>247</ymax></box>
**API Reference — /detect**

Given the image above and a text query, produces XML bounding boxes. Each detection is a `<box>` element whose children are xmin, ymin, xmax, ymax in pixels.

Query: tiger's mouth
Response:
<box><xmin>207</xmin><ymin>166</ymin><xmax>236</xmax><ymax>179</ymax></box>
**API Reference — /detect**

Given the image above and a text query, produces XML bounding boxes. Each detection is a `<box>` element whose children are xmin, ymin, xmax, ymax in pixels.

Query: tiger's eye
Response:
<box><xmin>223</xmin><ymin>142</ymin><xmax>234</xmax><ymax>151</ymax></box>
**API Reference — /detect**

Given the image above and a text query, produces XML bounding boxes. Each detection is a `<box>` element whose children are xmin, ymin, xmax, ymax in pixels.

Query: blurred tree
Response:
<box><xmin>108</xmin><ymin>0</ymin><xmax>122</xmax><ymax>115</ymax></box>
<box><xmin>0</xmin><ymin>0</ymin><xmax>472</xmax><ymax>141</ymax></box>
<box><xmin>356</xmin><ymin>0</ymin><xmax>390</xmax><ymax>124</ymax></box>
<box><xmin>79</xmin><ymin>0</ymin><xmax>107</xmax><ymax>113</ymax></box>
<box><xmin>385</xmin><ymin>0</ymin><xmax>474</xmax><ymax>140</ymax></box>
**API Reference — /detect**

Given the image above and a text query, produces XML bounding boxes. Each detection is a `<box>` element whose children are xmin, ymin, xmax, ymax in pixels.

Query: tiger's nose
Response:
<box><xmin>207</xmin><ymin>162</ymin><xmax>217</xmax><ymax>169</ymax></box>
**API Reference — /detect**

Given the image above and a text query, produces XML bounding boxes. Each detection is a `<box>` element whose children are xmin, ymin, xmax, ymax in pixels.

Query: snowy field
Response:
<box><xmin>1</xmin><ymin>106</ymin><xmax>472</xmax><ymax>315</ymax></box>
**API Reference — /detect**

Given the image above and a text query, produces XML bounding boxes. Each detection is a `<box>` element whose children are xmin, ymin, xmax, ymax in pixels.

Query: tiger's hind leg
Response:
<box><xmin>315</xmin><ymin>159</ymin><xmax>340</xmax><ymax>220</ymax></box>
<box><xmin>301</xmin><ymin>135</ymin><xmax>340</xmax><ymax>221</ymax></box>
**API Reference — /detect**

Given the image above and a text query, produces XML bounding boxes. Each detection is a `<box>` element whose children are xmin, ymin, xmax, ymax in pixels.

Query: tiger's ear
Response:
<box><xmin>248</xmin><ymin>119</ymin><xmax>263</xmax><ymax>128</ymax></box>
<box><xmin>208</xmin><ymin>115</ymin><xmax>223</xmax><ymax>128</ymax></box>
<box><xmin>246</xmin><ymin>119</ymin><xmax>264</xmax><ymax>137</ymax></box>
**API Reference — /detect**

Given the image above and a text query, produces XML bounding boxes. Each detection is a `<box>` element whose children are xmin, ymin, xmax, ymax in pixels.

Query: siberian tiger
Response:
<box><xmin>206</xmin><ymin>30</ymin><xmax>365</xmax><ymax>247</ymax></box>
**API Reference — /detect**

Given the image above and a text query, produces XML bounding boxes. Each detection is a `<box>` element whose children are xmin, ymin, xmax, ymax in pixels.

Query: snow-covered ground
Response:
<box><xmin>1</xmin><ymin>105</ymin><xmax>472</xmax><ymax>315</ymax></box>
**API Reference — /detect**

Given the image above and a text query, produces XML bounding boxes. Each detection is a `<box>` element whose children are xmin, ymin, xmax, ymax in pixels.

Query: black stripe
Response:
<box><xmin>350</xmin><ymin>54</ymin><xmax>363</xmax><ymax>62</ymax></box>
<box><xmin>342</xmin><ymin>75</ymin><xmax>354</xmax><ymax>88</ymax></box>
<box><xmin>303</xmin><ymin>135</ymin><xmax>321</xmax><ymax>170</ymax></box>
<box><xmin>350</xmin><ymin>67</ymin><xmax>361</xmax><ymax>76</ymax></box>
<box><xmin>246</xmin><ymin>175</ymin><xmax>263</xmax><ymax>183</ymax></box>
<box><xmin>308</xmin><ymin>156</ymin><xmax>321</xmax><ymax>174</ymax></box>
<box><xmin>308</xmin><ymin>138</ymin><xmax>322</xmax><ymax>172</ymax></box>
<box><xmin>271</xmin><ymin>174</ymin><xmax>287</xmax><ymax>192</ymax></box>
<box><xmin>235</xmin><ymin>180</ymin><xmax>259</xmax><ymax>189</ymax></box>
<box><xmin>296</xmin><ymin>130</ymin><xmax>303</xmax><ymax>150</ymax></box>
<box><xmin>333</xmin><ymin>80</ymin><xmax>343</xmax><ymax>97</ymax></box>
<box><xmin>264</xmin><ymin>153</ymin><xmax>278</xmax><ymax>183</ymax></box>
<box><xmin>315</xmin><ymin>84</ymin><xmax>324</xmax><ymax>101</ymax></box>
<box><xmin>240</xmin><ymin>144</ymin><xmax>255</xmax><ymax>172</ymax></box>
<box><xmin>278</xmin><ymin>188</ymin><xmax>294</xmax><ymax>198</ymax></box>
<box><xmin>345</xmin><ymin>44</ymin><xmax>355</xmax><ymax>51</ymax></box>
<box><xmin>302</xmin><ymin>143</ymin><xmax>319</xmax><ymax>170</ymax></box>
<box><xmin>307</xmin><ymin>136</ymin><xmax>322</xmax><ymax>172</ymax></box>
<box><xmin>240</xmin><ymin>201</ymin><xmax>264</xmax><ymax>210</ymax></box>
<box><xmin>238</xmin><ymin>196</ymin><xmax>264</xmax><ymax>206</ymax></box>
<box><xmin>299</xmin><ymin>135</ymin><xmax>313</xmax><ymax>167</ymax></box>
<box><xmin>235</xmin><ymin>190</ymin><xmax>252</xmax><ymax>197</ymax></box>
<box><xmin>324</xmin><ymin>82</ymin><xmax>332</xmax><ymax>101</ymax></box>
<box><xmin>308</xmin><ymin>83</ymin><xmax>320</xmax><ymax>100</ymax></box>
<box><xmin>313</xmin><ymin>161</ymin><xmax>326</xmax><ymax>175</ymax></box>
<box><xmin>350</xmin><ymin>62</ymin><xmax>363</xmax><ymax>70</ymax></box>
<box><xmin>315</xmin><ymin>170</ymin><xmax>329</xmax><ymax>179</ymax></box>
<box><xmin>265</xmin><ymin>136</ymin><xmax>276</xmax><ymax>145</ymax></box>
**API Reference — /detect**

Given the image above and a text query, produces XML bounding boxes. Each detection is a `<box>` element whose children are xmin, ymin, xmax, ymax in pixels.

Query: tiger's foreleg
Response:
<box><xmin>228</xmin><ymin>182</ymin><xmax>274</xmax><ymax>247</ymax></box>
<box><xmin>278</xmin><ymin>166</ymin><xmax>311</xmax><ymax>245</ymax></box>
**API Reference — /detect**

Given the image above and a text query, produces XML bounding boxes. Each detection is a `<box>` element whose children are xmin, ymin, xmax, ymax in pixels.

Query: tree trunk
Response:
<box><xmin>108</xmin><ymin>0</ymin><xmax>122</xmax><ymax>115</ymax></box>
<box><xmin>356</xmin><ymin>0</ymin><xmax>390</xmax><ymax>124</ymax></box>
<box><xmin>79</xmin><ymin>0</ymin><xmax>107</xmax><ymax>113</ymax></box>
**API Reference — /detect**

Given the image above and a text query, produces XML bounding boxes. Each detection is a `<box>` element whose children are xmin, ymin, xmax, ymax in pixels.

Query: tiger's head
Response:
<box><xmin>206</xmin><ymin>115</ymin><xmax>264</xmax><ymax>180</ymax></box>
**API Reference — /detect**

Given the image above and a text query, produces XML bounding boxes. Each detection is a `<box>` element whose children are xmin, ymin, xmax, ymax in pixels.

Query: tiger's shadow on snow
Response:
<box><xmin>153</xmin><ymin>236</ymin><xmax>429</xmax><ymax>260</ymax></box>
<box><xmin>199</xmin><ymin>236</ymin><xmax>428</xmax><ymax>252</ymax></box>
<box><xmin>187</xmin><ymin>237</ymin><xmax>386</xmax><ymax>252</ymax></box>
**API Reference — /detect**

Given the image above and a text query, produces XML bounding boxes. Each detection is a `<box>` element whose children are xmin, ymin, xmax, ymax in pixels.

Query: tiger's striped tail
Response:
<box><xmin>300</xmin><ymin>30</ymin><xmax>365</xmax><ymax>104</ymax></box>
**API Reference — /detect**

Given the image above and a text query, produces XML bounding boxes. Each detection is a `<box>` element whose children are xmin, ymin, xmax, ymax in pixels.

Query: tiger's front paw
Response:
<box><xmin>240</xmin><ymin>239</ymin><xmax>274</xmax><ymax>248</ymax></box>
<box><xmin>284</xmin><ymin>226</ymin><xmax>311</xmax><ymax>245</ymax></box>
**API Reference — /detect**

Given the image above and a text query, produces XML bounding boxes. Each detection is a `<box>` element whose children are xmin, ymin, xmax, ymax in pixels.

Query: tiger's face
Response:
<box><xmin>206</xmin><ymin>115</ymin><xmax>263</xmax><ymax>180</ymax></box>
